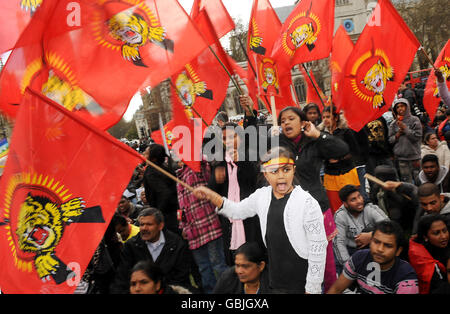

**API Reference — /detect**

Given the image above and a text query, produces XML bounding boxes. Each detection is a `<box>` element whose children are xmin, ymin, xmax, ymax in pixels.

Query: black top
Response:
<box><xmin>265</xmin><ymin>192</ymin><xmax>308</xmax><ymax>293</ymax></box>
<box><xmin>213</xmin><ymin>266</ymin><xmax>271</xmax><ymax>294</ymax></box>
<box><xmin>110</xmin><ymin>230</ymin><xmax>191</xmax><ymax>294</ymax></box>
<box><xmin>276</xmin><ymin>132</ymin><xmax>349</xmax><ymax>212</ymax></box>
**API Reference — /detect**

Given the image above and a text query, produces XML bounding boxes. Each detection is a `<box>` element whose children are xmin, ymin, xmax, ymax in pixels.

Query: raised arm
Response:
<box><xmin>193</xmin><ymin>186</ymin><xmax>259</xmax><ymax>220</ymax></box>
<box><xmin>436</xmin><ymin>69</ymin><xmax>450</xmax><ymax>107</ymax></box>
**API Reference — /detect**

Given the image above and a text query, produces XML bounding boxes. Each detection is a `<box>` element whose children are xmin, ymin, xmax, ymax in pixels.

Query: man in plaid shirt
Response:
<box><xmin>176</xmin><ymin>160</ymin><xmax>228</xmax><ymax>294</ymax></box>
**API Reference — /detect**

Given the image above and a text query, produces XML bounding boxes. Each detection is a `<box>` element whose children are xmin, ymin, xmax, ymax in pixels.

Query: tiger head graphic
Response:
<box><xmin>42</xmin><ymin>72</ymin><xmax>88</xmax><ymax>112</ymax></box>
<box><xmin>361</xmin><ymin>60</ymin><xmax>394</xmax><ymax>108</ymax></box>
<box><xmin>16</xmin><ymin>193</ymin><xmax>85</xmax><ymax>281</ymax></box>
<box><xmin>175</xmin><ymin>72</ymin><xmax>207</xmax><ymax>119</ymax></box>
<box><xmin>262</xmin><ymin>66</ymin><xmax>279</xmax><ymax>93</ymax></box>
<box><xmin>108</xmin><ymin>9</ymin><xmax>166</xmax><ymax>64</ymax></box>
<box><xmin>166</xmin><ymin>131</ymin><xmax>175</xmax><ymax>147</ymax></box>
<box><xmin>290</xmin><ymin>23</ymin><xmax>317</xmax><ymax>51</ymax></box>
<box><xmin>20</xmin><ymin>0</ymin><xmax>42</xmax><ymax>14</ymax></box>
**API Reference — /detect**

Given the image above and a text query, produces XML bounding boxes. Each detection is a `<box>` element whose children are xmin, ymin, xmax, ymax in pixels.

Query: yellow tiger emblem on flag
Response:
<box><xmin>42</xmin><ymin>72</ymin><xmax>89</xmax><ymax>112</ymax></box>
<box><xmin>108</xmin><ymin>10</ymin><xmax>166</xmax><ymax>63</ymax></box>
<box><xmin>290</xmin><ymin>23</ymin><xmax>317</xmax><ymax>51</ymax></box>
<box><xmin>176</xmin><ymin>72</ymin><xmax>207</xmax><ymax>120</ymax></box>
<box><xmin>362</xmin><ymin>60</ymin><xmax>394</xmax><ymax>108</ymax></box>
<box><xmin>16</xmin><ymin>194</ymin><xmax>85</xmax><ymax>281</ymax></box>
<box><xmin>262</xmin><ymin>67</ymin><xmax>279</xmax><ymax>93</ymax></box>
<box><xmin>20</xmin><ymin>0</ymin><xmax>42</xmax><ymax>13</ymax></box>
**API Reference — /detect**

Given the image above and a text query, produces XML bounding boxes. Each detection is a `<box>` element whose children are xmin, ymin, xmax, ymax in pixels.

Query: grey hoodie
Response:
<box><xmin>333</xmin><ymin>203</ymin><xmax>388</xmax><ymax>265</ymax></box>
<box><xmin>417</xmin><ymin>166</ymin><xmax>449</xmax><ymax>193</ymax></box>
<box><xmin>388</xmin><ymin>98</ymin><xmax>423</xmax><ymax>161</ymax></box>
<box><xmin>412</xmin><ymin>193</ymin><xmax>450</xmax><ymax>234</ymax></box>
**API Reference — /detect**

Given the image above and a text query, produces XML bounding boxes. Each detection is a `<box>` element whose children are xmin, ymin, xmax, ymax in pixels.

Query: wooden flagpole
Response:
<box><xmin>419</xmin><ymin>47</ymin><xmax>438</xmax><ymax>70</ymax></box>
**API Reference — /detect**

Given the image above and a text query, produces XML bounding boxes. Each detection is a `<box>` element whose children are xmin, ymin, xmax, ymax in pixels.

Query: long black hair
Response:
<box><xmin>234</xmin><ymin>242</ymin><xmax>267</xmax><ymax>265</ymax></box>
<box><xmin>303</xmin><ymin>102</ymin><xmax>322</xmax><ymax>124</ymax></box>
<box><xmin>130</xmin><ymin>260</ymin><xmax>165</xmax><ymax>288</ymax></box>
<box><xmin>277</xmin><ymin>106</ymin><xmax>307</xmax><ymax>126</ymax></box>
<box><xmin>416</xmin><ymin>214</ymin><xmax>448</xmax><ymax>244</ymax></box>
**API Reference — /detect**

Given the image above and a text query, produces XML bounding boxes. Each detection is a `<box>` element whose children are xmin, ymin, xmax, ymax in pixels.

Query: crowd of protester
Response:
<box><xmin>79</xmin><ymin>68</ymin><xmax>450</xmax><ymax>295</ymax></box>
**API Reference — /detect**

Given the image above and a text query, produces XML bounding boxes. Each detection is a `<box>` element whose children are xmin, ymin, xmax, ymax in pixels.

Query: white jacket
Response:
<box><xmin>219</xmin><ymin>185</ymin><xmax>327</xmax><ymax>294</ymax></box>
<box><xmin>421</xmin><ymin>141</ymin><xmax>450</xmax><ymax>169</ymax></box>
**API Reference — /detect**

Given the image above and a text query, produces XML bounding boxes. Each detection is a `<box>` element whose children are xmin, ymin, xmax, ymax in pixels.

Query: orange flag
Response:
<box><xmin>0</xmin><ymin>87</ymin><xmax>144</xmax><ymax>293</ymax></box>
<box><xmin>271</xmin><ymin>0</ymin><xmax>335</xmax><ymax>69</ymax></box>
<box><xmin>339</xmin><ymin>0</ymin><xmax>420</xmax><ymax>132</ymax></box>
<box><xmin>423</xmin><ymin>40</ymin><xmax>450</xmax><ymax>122</ymax></box>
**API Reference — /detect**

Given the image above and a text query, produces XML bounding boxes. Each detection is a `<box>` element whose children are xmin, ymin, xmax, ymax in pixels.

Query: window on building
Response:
<box><xmin>232</xmin><ymin>90</ymin><xmax>243</xmax><ymax>115</ymax></box>
<box><xmin>336</xmin><ymin>0</ymin><xmax>350</xmax><ymax>6</ymax></box>
<box><xmin>294</xmin><ymin>78</ymin><xmax>306</xmax><ymax>103</ymax></box>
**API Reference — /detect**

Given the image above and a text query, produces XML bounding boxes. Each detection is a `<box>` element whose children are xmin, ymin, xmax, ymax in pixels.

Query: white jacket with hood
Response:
<box><xmin>421</xmin><ymin>141</ymin><xmax>450</xmax><ymax>169</ymax></box>
<box><xmin>218</xmin><ymin>185</ymin><xmax>328</xmax><ymax>294</ymax></box>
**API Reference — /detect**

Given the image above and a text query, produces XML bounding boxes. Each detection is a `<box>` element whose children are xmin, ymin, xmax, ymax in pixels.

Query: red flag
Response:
<box><xmin>170</xmin><ymin>87</ymin><xmax>207</xmax><ymax>173</ymax></box>
<box><xmin>0</xmin><ymin>87</ymin><xmax>144</xmax><ymax>293</ymax></box>
<box><xmin>246</xmin><ymin>0</ymin><xmax>281</xmax><ymax>110</ymax></box>
<box><xmin>171</xmin><ymin>49</ymin><xmax>230</xmax><ymax>126</ymax></box>
<box><xmin>246</xmin><ymin>0</ymin><xmax>295</xmax><ymax>113</ymax></box>
<box><xmin>255</xmin><ymin>56</ymin><xmax>282</xmax><ymax>97</ymax></box>
<box><xmin>299</xmin><ymin>65</ymin><xmax>327</xmax><ymax>111</ymax></box>
<box><xmin>1</xmin><ymin>0</ymin><xmax>209</xmax><ymax>130</ymax></box>
<box><xmin>423</xmin><ymin>40</ymin><xmax>450</xmax><ymax>122</ymax></box>
<box><xmin>0</xmin><ymin>0</ymin><xmax>56</xmax><ymax>119</ymax></box>
<box><xmin>339</xmin><ymin>0</ymin><xmax>420</xmax><ymax>132</ymax></box>
<box><xmin>271</xmin><ymin>0</ymin><xmax>335</xmax><ymax>68</ymax></box>
<box><xmin>0</xmin><ymin>1</ymin><xmax>43</xmax><ymax>54</ymax></box>
<box><xmin>152</xmin><ymin>119</ymin><xmax>178</xmax><ymax>150</ymax></box>
<box><xmin>330</xmin><ymin>25</ymin><xmax>354</xmax><ymax>110</ymax></box>
<box><xmin>247</xmin><ymin>0</ymin><xmax>282</xmax><ymax>58</ymax></box>
<box><xmin>190</xmin><ymin>0</ymin><xmax>235</xmax><ymax>45</ymax></box>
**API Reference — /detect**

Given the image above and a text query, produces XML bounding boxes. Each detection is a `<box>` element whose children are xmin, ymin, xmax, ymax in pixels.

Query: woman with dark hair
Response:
<box><xmin>143</xmin><ymin>144</ymin><xmax>179</xmax><ymax>235</ymax></box>
<box><xmin>409</xmin><ymin>214</ymin><xmax>449</xmax><ymax>294</ymax></box>
<box><xmin>319</xmin><ymin>105</ymin><xmax>363</xmax><ymax>214</ymax></box>
<box><xmin>303</xmin><ymin>103</ymin><xmax>322</xmax><ymax>126</ymax></box>
<box><xmin>274</xmin><ymin>106</ymin><xmax>349</xmax><ymax>292</ymax></box>
<box><xmin>129</xmin><ymin>261</ymin><xmax>192</xmax><ymax>294</ymax></box>
<box><xmin>421</xmin><ymin>132</ymin><xmax>450</xmax><ymax>169</ymax></box>
<box><xmin>213</xmin><ymin>242</ymin><xmax>270</xmax><ymax>294</ymax></box>
<box><xmin>208</xmin><ymin>121</ymin><xmax>263</xmax><ymax>265</ymax></box>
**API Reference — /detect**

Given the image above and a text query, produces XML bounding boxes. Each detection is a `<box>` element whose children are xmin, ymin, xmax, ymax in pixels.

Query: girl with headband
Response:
<box><xmin>193</xmin><ymin>146</ymin><xmax>328</xmax><ymax>294</ymax></box>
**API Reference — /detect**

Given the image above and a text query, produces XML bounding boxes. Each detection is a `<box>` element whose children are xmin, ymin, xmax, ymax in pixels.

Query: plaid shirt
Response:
<box><xmin>176</xmin><ymin>163</ymin><xmax>222</xmax><ymax>250</ymax></box>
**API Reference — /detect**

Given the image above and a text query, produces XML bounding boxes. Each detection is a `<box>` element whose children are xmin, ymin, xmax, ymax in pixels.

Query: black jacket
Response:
<box><xmin>143</xmin><ymin>163</ymin><xmax>179</xmax><ymax>233</ymax></box>
<box><xmin>110</xmin><ymin>230</ymin><xmax>191</xmax><ymax>294</ymax></box>
<box><xmin>213</xmin><ymin>266</ymin><xmax>271</xmax><ymax>294</ymax></box>
<box><xmin>276</xmin><ymin>132</ymin><xmax>349</xmax><ymax>212</ymax></box>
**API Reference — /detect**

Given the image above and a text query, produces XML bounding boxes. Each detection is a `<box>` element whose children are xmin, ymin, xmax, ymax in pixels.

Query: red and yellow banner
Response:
<box><xmin>338</xmin><ymin>0</ymin><xmax>420</xmax><ymax>132</ymax></box>
<box><xmin>271</xmin><ymin>0</ymin><xmax>335</xmax><ymax>68</ymax></box>
<box><xmin>0</xmin><ymin>88</ymin><xmax>144</xmax><ymax>293</ymax></box>
<box><xmin>423</xmin><ymin>40</ymin><xmax>450</xmax><ymax>122</ymax></box>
